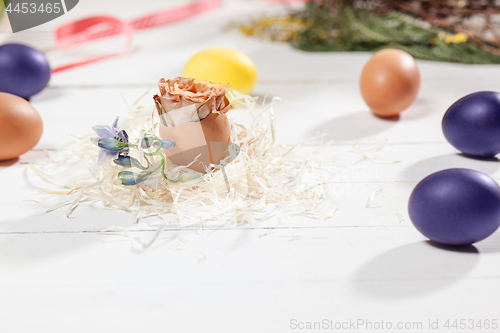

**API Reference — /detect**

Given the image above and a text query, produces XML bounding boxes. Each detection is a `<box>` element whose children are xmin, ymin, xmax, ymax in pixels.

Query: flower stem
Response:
<box><xmin>144</xmin><ymin>151</ymin><xmax>168</xmax><ymax>180</ymax></box>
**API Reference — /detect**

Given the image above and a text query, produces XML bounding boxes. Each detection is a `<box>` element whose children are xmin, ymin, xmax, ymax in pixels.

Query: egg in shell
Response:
<box><xmin>155</xmin><ymin>77</ymin><xmax>233</xmax><ymax>173</ymax></box>
<box><xmin>160</xmin><ymin>113</ymin><xmax>230</xmax><ymax>173</ymax></box>
<box><xmin>0</xmin><ymin>92</ymin><xmax>43</xmax><ymax>160</ymax></box>
<box><xmin>360</xmin><ymin>49</ymin><xmax>420</xmax><ymax>117</ymax></box>
<box><xmin>182</xmin><ymin>48</ymin><xmax>258</xmax><ymax>95</ymax></box>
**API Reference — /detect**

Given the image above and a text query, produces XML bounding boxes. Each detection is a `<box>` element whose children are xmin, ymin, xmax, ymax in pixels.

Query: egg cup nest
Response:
<box><xmin>30</xmin><ymin>90</ymin><xmax>336</xmax><ymax>248</ymax></box>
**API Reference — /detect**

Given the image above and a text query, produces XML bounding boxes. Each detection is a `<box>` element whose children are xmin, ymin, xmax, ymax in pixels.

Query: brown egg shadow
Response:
<box><xmin>307</xmin><ymin>110</ymin><xmax>398</xmax><ymax>142</ymax></box>
<box><xmin>373</xmin><ymin>113</ymin><xmax>400</xmax><ymax>121</ymax></box>
<box><xmin>401</xmin><ymin>98</ymin><xmax>436</xmax><ymax>120</ymax></box>
<box><xmin>0</xmin><ymin>157</ymin><xmax>19</xmax><ymax>167</ymax></box>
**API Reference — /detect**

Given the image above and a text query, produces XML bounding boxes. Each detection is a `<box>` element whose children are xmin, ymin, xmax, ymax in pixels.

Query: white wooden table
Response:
<box><xmin>1</xmin><ymin>1</ymin><xmax>500</xmax><ymax>332</ymax></box>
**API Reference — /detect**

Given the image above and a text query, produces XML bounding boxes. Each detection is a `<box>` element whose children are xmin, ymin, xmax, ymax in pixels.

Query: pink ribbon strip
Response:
<box><xmin>52</xmin><ymin>0</ymin><xmax>220</xmax><ymax>73</ymax></box>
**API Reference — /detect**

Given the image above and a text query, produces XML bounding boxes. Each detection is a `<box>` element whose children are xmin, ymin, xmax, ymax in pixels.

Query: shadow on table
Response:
<box><xmin>475</xmin><ymin>230</ymin><xmax>500</xmax><ymax>253</ymax></box>
<box><xmin>0</xmin><ymin>228</ymin><xmax>98</xmax><ymax>268</ymax></box>
<box><xmin>0</xmin><ymin>217</ymin><xmax>180</xmax><ymax>265</ymax></box>
<box><xmin>400</xmin><ymin>98</ymin><xmax>436</xmax><ymax>121</ymax></box>
<box><xmin>404</xmin><ymin>153</ymin><xmax>500</xmax><ymax>179</ymax></box>
<box><xmin>352</xmin><ymin>241</ymin><xmax>479</xmax><ymax>298</ymax></box>
<box><xmin>30</xmin><ymin>88</ymin><xmax>67</xmax><ymax>103</ymax></box>
<box><xmin>0</xmin><ymin>204</ymin><xmax>142</xmax><ymax>265</ymax></box>
<box><xmin>307</xmin><ymin>110</ymin><xmax>397</xmax><ymax>142</ymax></box>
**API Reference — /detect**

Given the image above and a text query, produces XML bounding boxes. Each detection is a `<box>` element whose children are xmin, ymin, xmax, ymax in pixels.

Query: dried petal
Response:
<box><xmin>97</xmin><ymin>149</ymin><xmax>118</xmax><ymax>165</ymax></box>
<box><xmin>157</xmin><ymin>77</ymin><xmax>231</xmax><ymax>125</ymax></box>
<box><xmin>92</xmin><ymin>125</ymin><xmax>115</xmax><ymax>138</ymax></box>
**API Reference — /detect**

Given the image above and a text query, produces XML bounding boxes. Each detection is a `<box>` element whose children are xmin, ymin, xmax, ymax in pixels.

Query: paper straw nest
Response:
<box><xmin>30</xmin><ymin>91</ymin><xmax>336</xmax><ymax>246</ymax></box>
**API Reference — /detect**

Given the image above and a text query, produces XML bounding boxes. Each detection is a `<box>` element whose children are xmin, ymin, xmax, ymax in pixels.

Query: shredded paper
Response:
<box><xmin>29</xmin><ymin>91</ymin><xmax>336</xmax><ymax>248</ymax></box>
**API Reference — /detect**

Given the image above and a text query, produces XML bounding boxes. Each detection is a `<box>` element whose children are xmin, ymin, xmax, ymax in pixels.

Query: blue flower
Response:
<box><xmin>114</xmin><ymin>155</ymin><xmax>147</xmax><ymax>169</ymax></box>
<box><xmin>91</xmin><ymin>117</ymin><xmax>129</xmax><ymax>165</ymax></box>
<box><xmin>140</xmin><ymin>137</ymin><xmax>176</xmax><ymax>150</ymax></box>
<box><xmin>98</xmin><ymin>138</ymin><xmax>128</xmax><ymax>151</ymax></box>
<box><xmin>140</xmin><ymin>137</ymin><xmax>153</xmax><ymax>148</ymax></box>
<box><xmin>118</xmin><ymin>171</ymin><xmax>152</xmax><ymax>186</ymax></box>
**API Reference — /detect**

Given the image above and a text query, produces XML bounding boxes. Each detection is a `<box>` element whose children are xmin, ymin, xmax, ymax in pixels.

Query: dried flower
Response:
<box><xmin>115</xmin><ymin>136</ymin><xmax>182</xmax><ymax>186</ymax></box>
<box><xmin>153</xmin><ymin>77</ymin><xmax>231</xmax><ymax>126</ymax></box>
<box><xmin>91</xmin><ymin>117</ymin><xmax>129</xmax><ymax>165</ymax></box>
<box><xmin>90</xmin><ymin>117</ymin><xmax>190</xmax><ymax>186</ymax></box>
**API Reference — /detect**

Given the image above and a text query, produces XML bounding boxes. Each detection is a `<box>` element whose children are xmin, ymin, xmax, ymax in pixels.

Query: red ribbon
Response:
<box><xmin>52</xmin><ymin>0</ymin><xmax>220</xmax><ymax>73</ymax></box>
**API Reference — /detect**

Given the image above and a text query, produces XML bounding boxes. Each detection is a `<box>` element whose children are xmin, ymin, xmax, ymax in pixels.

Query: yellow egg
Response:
<box><xmin>182</xmin><ymin>48</ymin><xmax>258</xmax><ymax>95</ymax></box>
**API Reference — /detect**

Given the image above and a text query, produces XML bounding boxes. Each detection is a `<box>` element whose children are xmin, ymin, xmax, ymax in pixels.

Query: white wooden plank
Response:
<box><xmin>0</xmin><ymin>279</ymin><xmax>499</xmax><ymax>333</ymax></box>
<box><xmin>1</xmin><ymin>226</ymin><xmax>499</xmax><ymax>288</ymax></box>
<box><xmin>0</xmin><ymin>228</ymin><xmax>498</xmax><ymax>332</ymax></box>
<box><xmin>0</xmin><ymin>280</ymin><xmax>499</xmax><ymax>333</ymax></box>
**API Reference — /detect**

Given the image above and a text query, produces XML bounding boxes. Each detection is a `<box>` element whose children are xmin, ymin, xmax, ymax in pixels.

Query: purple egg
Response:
<box><xmin>442</xmin><ymin>91</ymin><xmax>500</xmax><ymax>158</ymax></box>
<box><xmin>409</xmin><ymin>168</ymin><xmax>500</xmax><ymax>246</ymax></box>
<box><xmin>0</xmin><ymin>43</ymin><xmax>51</xmax><ymax>99</ymax></box>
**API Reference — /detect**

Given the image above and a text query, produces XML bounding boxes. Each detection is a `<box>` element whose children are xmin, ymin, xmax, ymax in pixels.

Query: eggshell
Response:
<box><xmin>360</xmin><ymin>49</ymin><xmax>420</xmax><ymax>117</ymax></box>
<box><xmin>409</xmin><ymin>168</ymin><xmax>500</xmax><ymax>246</ymax></box>
<box><xmin>159</xmin><ymin>113</ymin><xmax>230</xmax><ymax>173</ymax></box>
<box><xmin>442</xmin><ymin>91</ymin><xmax>500</xmax><ymax>157</ymax></box>
<box><xmin>0</xmin><ymin>92</ymin><xmax>43</xmax><ymax>160</ymax></box>
<box><xmin>182</xmin><ymin>48</ymin><xmax>258</xmax><ymax>95</ymax></box>
<box><xmin>0</xmin><ymin>43</ymin><xmax>51</xmax><ymax>99</ymax></box>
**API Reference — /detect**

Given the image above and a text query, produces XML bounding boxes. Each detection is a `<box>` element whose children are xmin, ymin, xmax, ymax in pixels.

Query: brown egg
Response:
<box><xmin>0</xmin><ymin>92</ymin><xmax>43</xmax><ymax>160</ymax></box>
<box><xmin>159</xmin><ymin>113</ymin><xmax>231</xmax><ymax>173</ymax></box>
<box><xmin>360</xmin><ymin>49</ymin><xmax>420</xmax><ymax>117</ymax></box>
